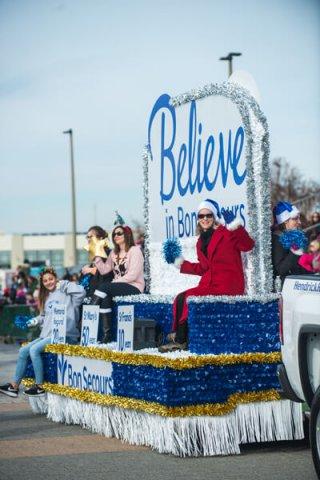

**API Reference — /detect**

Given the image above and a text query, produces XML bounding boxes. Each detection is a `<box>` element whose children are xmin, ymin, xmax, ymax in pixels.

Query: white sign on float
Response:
<box><xmin>117</xmin><ymin>305</ymin><xmax>134</xmax><ymax>352</ymax></box>
<box><xmin>51</xmin><ymin>304</ymin><xmax>67</xmax><ymax>344</ymax></box>
<box><xmin>148</xmin><ymin>94</ymin><xmax>248</xmax><ymax>242</ymax></box>
<box><xmin>57</xmin><ymin>354</ymin><xmax>113</xmax><ymax>395</ymax></box>
<box><xmin>146</xmin><ymin>90</ymin><xmax>251</xmax><ymax>295</ymax></box>
<box><xmin>80</xmin><ymin>305</ymin><xmax>100</xmax><ymax>346</ymax></box>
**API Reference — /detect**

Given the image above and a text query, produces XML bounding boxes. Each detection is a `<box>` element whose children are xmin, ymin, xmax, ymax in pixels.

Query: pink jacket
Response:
<box><xmin>94</xmin><ymin>246</ymin><xmax>145</xmax><ymax>292</ymax></box>
<box><xmin>298</xmin><ymin>252</ymin><xmax>320</xmax><ymax>273</ymax></box>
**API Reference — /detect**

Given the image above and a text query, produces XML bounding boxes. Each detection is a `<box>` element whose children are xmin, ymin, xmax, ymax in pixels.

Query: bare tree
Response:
<box><xmin>271</xmin><ymin>157</ymin><xmax>320</xmax><ymax>216</ymax></box>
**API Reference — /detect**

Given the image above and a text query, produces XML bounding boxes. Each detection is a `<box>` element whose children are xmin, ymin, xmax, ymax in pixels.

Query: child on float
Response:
<box><xmin>89</xmin><ymin>225</ymin><xmax>144</xmax><ymax>344</ymax></box>
<box><xmin>298</xmin><ymin>239</ymin><xmax>320</xmax><ymax>274</ymax></box>
<box><xmin>0</xmin><ymin>267</ymin><xmax>86</xmax><ymax>398</ymax></box>
<box><xmin>81</xmin><ymin>225</ymin><xmax>114</xmax><ymax>342</ymax></box>
<box><xmin>81</xmin><ymin>225</ymin><xmax>113</xmax><ymax>301</ymax></box>
<box><xmin>159</xmin><ymin>199</ymin><xmax>255</xmax><ymax>353</ymax></box>
<box><xmin>272</xmin><ymin>201</ymin><xmax>309</xmax><ymax>287</ymax></box>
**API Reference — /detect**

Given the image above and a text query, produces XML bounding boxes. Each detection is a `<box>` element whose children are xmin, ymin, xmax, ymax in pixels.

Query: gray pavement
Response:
<box><xmin>0</xmin><ymin>343</ymin><xmax>317</xmax><ymax>480</ymax></box>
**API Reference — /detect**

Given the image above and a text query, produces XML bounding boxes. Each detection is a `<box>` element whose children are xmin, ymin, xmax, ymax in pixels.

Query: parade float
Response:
<box><xmin>24</xmin><ymin>77</ymin><xmax>304</xmax><ymax>456</ymax></box>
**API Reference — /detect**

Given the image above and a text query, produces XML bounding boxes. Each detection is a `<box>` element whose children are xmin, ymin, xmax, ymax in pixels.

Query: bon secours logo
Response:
<box><xmin>58</xmin><ymin>355</ymin><xmax>113</xmax><ymax>394</ymax></box>
<box><xmin>58</xmin><ymin>354</ymin><xmax>68</xmax><ymax>384</ymax></box>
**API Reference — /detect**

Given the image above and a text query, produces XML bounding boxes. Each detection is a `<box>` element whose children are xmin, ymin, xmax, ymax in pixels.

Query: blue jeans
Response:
<box><xmin>14</xmin><ymin>337</ymin><xmax>52</xmax><ymax>385</ymax></box>
<box><xmin>14</xmin><ymin>336</ymin><xmax>78</xmax><ymax>385</ymax></box>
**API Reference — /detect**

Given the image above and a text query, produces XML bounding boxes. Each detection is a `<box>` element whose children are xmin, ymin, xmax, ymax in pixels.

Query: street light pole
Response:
<box><xmin>219</xmin><ymin>52</ymin><xmax>242</xmax><ymax>78</ymax></box>
<box><xmin>63</xmin><ymin>129</ymin><xmax>77</xmax><ymax>265</ymax></box>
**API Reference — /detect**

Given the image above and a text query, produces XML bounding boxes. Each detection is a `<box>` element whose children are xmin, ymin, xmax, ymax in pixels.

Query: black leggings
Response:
<box><xmin>96</xmin><ymin>282</ymin><xmax>140</xmax><ymax>310</ymax></box>
<box><xmin>175</xmin><ymin>291</ymin><xmax>186</xmax><ymax>325</ymax></box>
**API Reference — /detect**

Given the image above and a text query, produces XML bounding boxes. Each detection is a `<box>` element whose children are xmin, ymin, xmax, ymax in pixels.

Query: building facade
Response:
<box><xmin>0</xmin><ymin>233</ymin><xmax>88</xmax><ymax>269</ymax></box>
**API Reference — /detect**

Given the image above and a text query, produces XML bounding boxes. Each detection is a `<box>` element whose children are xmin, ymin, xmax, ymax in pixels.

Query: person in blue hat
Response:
<box><xmin>272</xmin><ymin>201</ymin><xmax>309</xmax><ymax>286</ymax></box>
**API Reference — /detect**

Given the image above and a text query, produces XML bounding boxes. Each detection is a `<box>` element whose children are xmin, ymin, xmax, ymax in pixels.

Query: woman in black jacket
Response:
<box><xmin>272</xmin><ymin>201</ymin><xmax>309</xmax><ymax>287</ymax></box>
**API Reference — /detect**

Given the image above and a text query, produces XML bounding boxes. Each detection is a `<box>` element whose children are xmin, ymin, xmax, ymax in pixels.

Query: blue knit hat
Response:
<box><xmin>274</xmin><ymin>201</ymin><xmax>300</xmax><ymax>225</ymax></box>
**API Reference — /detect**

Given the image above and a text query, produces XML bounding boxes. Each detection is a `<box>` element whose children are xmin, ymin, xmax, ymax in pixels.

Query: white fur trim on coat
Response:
<box><xmin>226</xmin><ymin>219</ymin><xmax>242</xmax><ymax>231</ymax></box>
<box><xmin>290</xmin><ymin>248</ymin><xmax>304</xmax><ymax>256</ymax></box>
<box><xmin>174</xmin><ymin>256</ymin><xmax>185</xmax><ymax>269</ymax></box>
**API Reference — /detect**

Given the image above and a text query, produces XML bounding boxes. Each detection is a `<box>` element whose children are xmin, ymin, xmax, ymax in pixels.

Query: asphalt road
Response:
<box><xmin>0</xmin><ymin>343</ymin><xmax>317</xmax><ymax>480</ymax></box>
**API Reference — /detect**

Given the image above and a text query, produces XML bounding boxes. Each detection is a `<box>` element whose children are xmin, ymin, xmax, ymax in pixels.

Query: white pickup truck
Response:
<box><xmin>278</xmin><ymin>275</ymin><xmax>320</xmax><ymax>478</ymax></box>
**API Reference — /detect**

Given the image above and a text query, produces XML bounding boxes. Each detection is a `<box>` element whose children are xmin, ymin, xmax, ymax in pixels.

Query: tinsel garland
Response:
<box><xmin>142</xmin><ymin>146</ymin><xmax>152</xmax><ymax>292</ymax></box>
<box><xmin>187</xmin><ymin>293</ymin><xmax>280</xmax><ymax>304</ymax></box>
<box><xmin>22</xmin><ymin>379</ymin><xmax>281</xmax><ymax>417</ymax></box>
<box><xmin>143</xmin><ymin>82</ymin><xmax>272</xmax><ymax>295</ymax></box>
<box><xmin>115</xmin><ymin>293</ymin><xmax>279</xmax><ymax>304</ymax></box>
<box><xmin>114</xmin><ymin>293</ymin><xmax>175</xmax><ymax>304</ymax></box>
<box><xmin>14</xmin><ymin>315</ymin><xmax>32</xmax><ymax>331</ymax></box>
<box><xmin>44</xmin><ymin>343</ymin><xmax>280</xmax><ymax>369</ymax></box>
<box><xmin>279</xmin><ymin>229</ymin><xmax>308</xmax><ymax>250</ymax></box>
<box><xmin>162</xmin><ymin>238</ymin><xmax>182</xmax><ymax>264</ymax></box>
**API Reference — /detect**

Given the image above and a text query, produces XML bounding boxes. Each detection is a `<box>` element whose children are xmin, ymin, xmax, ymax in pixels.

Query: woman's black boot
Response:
<box><xmin>158</xmin><ymin>321</ymin><xmax>188</xmax><ymax>353</ymax></box>
<box><xmin>90</xmin><ymin>294</ymin><xmax>103</xmax><ymax>306</ymax></box>
<box><xmin>100</xmin><ymin>312</ymin><xmax>112</xmax><ymax>344</ymax></box>
<box><xmin>175</xmin><ymin>322</ymin><xmax>188</xmax><ymax>345</ymax></box>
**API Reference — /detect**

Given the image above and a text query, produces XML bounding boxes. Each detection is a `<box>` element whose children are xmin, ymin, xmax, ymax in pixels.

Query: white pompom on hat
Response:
<box><xmin>274</xmin><ymin>201</ymin><xmax>300</xmax><ymax>225</ymax></box>
<box><xmin>197</xmin><ymin>199</ymin><xmax>221</xmax><ymax>221</ymax></box>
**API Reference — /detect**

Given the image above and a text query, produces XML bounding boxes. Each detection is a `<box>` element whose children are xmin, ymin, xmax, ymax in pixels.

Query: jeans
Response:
<box><xmin>14</xmin><ymin>336</ymin><xmax>78</xmax><ymax>385</ymax></box>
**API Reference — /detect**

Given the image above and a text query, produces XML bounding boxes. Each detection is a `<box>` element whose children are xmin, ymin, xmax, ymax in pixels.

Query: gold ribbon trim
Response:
<box><xmin>22</xmin><ymin>379</ymin><xmax>281</xmax><ymax>417</ymax></box>
<box><xmin>44</xmin><ymin>344</ymin><xmax>281</xmax><ymax>370</ymax></box>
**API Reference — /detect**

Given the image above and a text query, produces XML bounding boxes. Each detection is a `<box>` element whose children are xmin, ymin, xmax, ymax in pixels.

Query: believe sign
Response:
<box><xmin>145</xmin><ymin>82</ymin><xmax>272</xmax><ymax>295</ymax></box>
<box><xmin>148</xmin><ymin>93</ymin><xmax>247</xmax><ymax>241</ymax></box>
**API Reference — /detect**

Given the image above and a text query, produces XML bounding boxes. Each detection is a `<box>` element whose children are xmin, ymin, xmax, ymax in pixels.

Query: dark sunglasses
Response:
<box><xmin>198</xmin><ymin>213</ymin><xmax>213</xmax><ymax>220</ymax></box>
<box><xmin>113</xmin><ymin>231</ymin><xmax>124</xmax><ymax>237</ymax></box>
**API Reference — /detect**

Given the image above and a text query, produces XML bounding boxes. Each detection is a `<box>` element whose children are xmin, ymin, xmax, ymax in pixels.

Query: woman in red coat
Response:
<box><xmin>159</xmin><ymin>199</ymin><xmax>255</xmax><ymax>352</ymax></box>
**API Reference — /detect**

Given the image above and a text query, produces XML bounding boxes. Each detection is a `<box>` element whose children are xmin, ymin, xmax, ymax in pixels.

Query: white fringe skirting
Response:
<box><xmin>28</xmin><ymin>395</ymin><xmax>304</xmax><ymax>457</ymax></box>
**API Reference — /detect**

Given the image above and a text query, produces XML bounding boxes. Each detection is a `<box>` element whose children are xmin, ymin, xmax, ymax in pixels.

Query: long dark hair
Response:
<box><xmin>112</xmin><ymin>225</ymin><xmax>135</xmax><ymax>254</ymax></box>
<box><xmin>39</xmin><ymin>267</ymin><xmax>57</xmax><ymax>312</ymax></box>
<box><xmin>87</xmin><ymin>226</ymin><xmax>108</xmax><ymax>239</ymax></box>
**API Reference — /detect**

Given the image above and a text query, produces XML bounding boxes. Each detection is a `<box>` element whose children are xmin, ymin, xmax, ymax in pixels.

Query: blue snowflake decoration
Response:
<box><xmin>162</xmin><ymin>238</ymin><xmax>182</xmax><ymax>264</ymax></box>
<box><xmin>14</xmin><ymin>315</ymin><xmax>32</xmax><ymax>331</ymax></box>
<box><xmin>279</xmin><ymin>229</ymin><xmax>308</xmax><ymax>251</ymax></box>
<box><xmin>79</xmin><ymin>274</ymin><xmax>91</xmax><ymax>291</ymax></box>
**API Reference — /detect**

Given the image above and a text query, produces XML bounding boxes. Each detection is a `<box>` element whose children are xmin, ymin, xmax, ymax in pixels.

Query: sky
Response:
<box><xmin>1</xmin><ymin>0</ymin><xmax>319</xmax><ymax>234</ymax></box>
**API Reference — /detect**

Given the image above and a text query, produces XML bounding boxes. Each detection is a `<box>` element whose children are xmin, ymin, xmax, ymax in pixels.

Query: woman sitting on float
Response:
<box><xmin>272</xmin><ymin>201</ymin><xmax>309</xmax><ymax>287</ymax></box>
<box><xmin>159</xmin><ymin>199</ymin><xmax>255</xmax><ymax>353</ymax></box>
<box><xmin>88</xmin><ymin>224</ymin><xmax>144</xmax><ymax>344</ymax></box>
